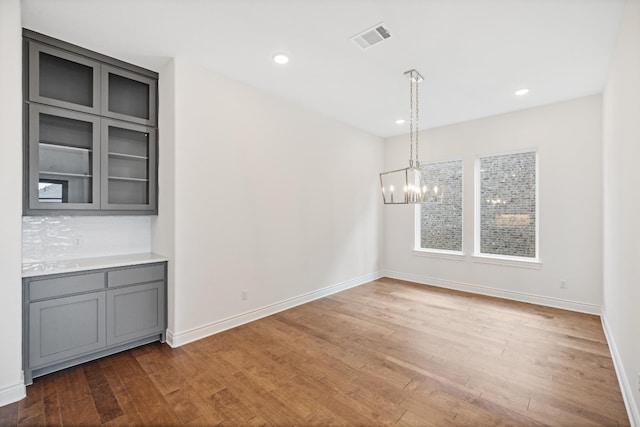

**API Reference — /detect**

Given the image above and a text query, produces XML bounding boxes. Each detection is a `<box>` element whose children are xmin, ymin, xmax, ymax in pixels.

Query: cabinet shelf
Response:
<box><xmin>40</xmin><ymin>171</ymin><xmax>93</xmax><ymax>178</ymax></box>
<box><xmin>108</xmin><ymin>176</ymin><xmax>149</xmax><ymax>182</ymax></box>
<box><xmin>108</xmin><ymin>152</ymin><xmax>148</xmax><ymax>160</ymax></box>
<box><xmin>40</xmin><ymin>142</ymin><xmax>92</xmax><ymax>153</ymax></box>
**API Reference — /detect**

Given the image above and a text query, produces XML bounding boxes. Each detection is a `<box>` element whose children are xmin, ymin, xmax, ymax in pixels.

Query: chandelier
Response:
<box><xmin>380</xmin><ymin>69</ymin><xmax>425</xmax><ymax>204</ymax></box>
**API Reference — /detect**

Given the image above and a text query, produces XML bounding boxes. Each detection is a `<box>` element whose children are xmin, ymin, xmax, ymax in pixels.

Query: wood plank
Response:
<box><xmin>16</xmin><ymin>379</ymin><xmax>43</xmax><ymax>425</ymax></box>
<box><xmin>98</xmin><ymin>357</ymin><xmax>149</xmax><ymax>426</ymax></box>
<box><xmin>41</xmin><ymin>379</ymin><xmax>61</xmax><ymax>427</ymax></box>
<box><xmin>0</xmin><ymin>402</ymin><xmax>18</xmax><ymax>427</ymax></box>
<box><xmin>59</xmin><ymin>396</ymin><xmax>101</xmax><ymax>426</ymax></box>
<box><xmin>162</xmin><ymin>387</ymin><xmax>204</xmax><ymax>424</ymax></box>
<box><xmin>83</xmin><ymin>362</ymin><xmax>123</xmax><ymax>424</ymax></box>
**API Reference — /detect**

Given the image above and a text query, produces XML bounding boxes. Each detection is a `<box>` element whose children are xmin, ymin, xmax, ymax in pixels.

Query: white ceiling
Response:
<box><xmin>21</xmin><ymin>0</ymin><xmax>624</xmax><ymax>138</ymax></box>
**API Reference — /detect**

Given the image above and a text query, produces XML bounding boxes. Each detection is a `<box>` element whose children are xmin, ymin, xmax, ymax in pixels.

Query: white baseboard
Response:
<box><xmin>0</xmin><ymin>372</ymin><xmax>26</xmax><ymax>407</ymax></box>
<box><xmin>381</xmin><ymin>270</ymin><xmax>601</xmax><ymax>315</ymax></box>
<box><xmin>167</xmin><ymin>271</ymin><xmax>383</xmax><ymax>348</ymax></box>
<box><xmin>602</xmin><ymin>312</ymin><xmax>639</xmax><ymax>427</ymax></box>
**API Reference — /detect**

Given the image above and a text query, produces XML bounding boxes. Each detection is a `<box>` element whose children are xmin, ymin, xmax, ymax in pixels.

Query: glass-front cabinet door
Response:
<box><xmin>28</xmin><ymin>104</ymin><xmax>101</xmax><ymax>212</ymax></box>
<box><xmin>101</xmin><ymin>119</ymin><xmax>157</xmax><ymax>211</ymax></box>
<box><xmin>28</xmin><ymin>41</ymin><xmax>101</xmax><ymax>115</ymax></box>
<box><xmin>101</xmin><ymin>65</ymin><xmax>157</xmax><ymax>126</ymax></box>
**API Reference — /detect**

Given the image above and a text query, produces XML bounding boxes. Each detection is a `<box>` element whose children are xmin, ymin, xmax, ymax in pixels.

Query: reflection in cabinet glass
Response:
<box><xmin>29</xmin><ymin>104</ymin><xmax>100</xmax><ymax>210</ymax></box>
<box><xmin>101</xmin><ymin>119</ymin><xmax>157</xmax><ymax>210</ymax></box>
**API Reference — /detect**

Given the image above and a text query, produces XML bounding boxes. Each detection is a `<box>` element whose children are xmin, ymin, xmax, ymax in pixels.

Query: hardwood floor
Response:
<box><xmin>0</xmin><ymin>278</ymin><xmax>630</xmax><ymax>426</ymax></box>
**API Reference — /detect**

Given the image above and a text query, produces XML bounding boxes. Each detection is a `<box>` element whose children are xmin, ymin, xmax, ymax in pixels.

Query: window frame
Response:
<box><xmin>474</xmin><ymin>149</ymin><xmax>541</xmax><ymax>266</ymax></box>
<box><xmin>414</xmin><ymin>158</ymin><xmax>465</xmax><ymax>257</ymax></box>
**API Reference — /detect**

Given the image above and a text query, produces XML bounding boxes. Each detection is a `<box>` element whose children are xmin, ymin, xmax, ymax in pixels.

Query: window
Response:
<box><xmin>477</xmin><ymin>151</ymin><xmax>537</xmax><ymax>259</ymax></box>
<box><xmin>417</xmin><ymin>160</ymin><xmax>463</xmax><ymax>252</ymax></box>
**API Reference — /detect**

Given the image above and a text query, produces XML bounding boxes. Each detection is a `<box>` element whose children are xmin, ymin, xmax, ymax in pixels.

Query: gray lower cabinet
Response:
<box><xmin>29</xmin><ymin>292</ymin><xmax>106</xmax><ymax>369</ymax></box>
<box><xmin>23</xmin><ymin>261</ymin><xmax>167</xmax><ymax>385</ymax></box>
<box><xmin>106</xmin><ymin>282</ymin><xmax>164</xmax><ymax>346</ymax></box>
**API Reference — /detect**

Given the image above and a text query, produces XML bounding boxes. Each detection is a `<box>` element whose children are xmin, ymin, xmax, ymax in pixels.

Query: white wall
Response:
<box><xmin>383</xmin><ymin>96</ymin><xmax>603</xmax><ymax>313</ymax></box>
<box><xmin>153</xmin><ymin>59</ymin><xmax>383</xmax><ymax>345</ymax></box>
<box><xmin>0</xmin><ymin>0</ymin><xmax>26</xmax><ymax>406</ymax></box>
<box><xmin>602</xmin><ymin>0</ymin><xmax>640</xmax><ymax>423</ymax></box>
<box><xmin>151</xmin><ymin>59</ymin><xmax>176</xmax><ymax>333</ymax></box>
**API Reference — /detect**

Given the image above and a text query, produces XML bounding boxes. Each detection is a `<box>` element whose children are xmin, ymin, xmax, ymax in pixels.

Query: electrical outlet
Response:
<box><xmin>73</xmin><ymin>236</ymin><xmax>83</xmax><ymax>248</ymax></box>
<box><xmin>241</xmin><ymin>289</ymin><xmax>248</xmax><ymax>301</ymax></box>
<box><xmin>560</xmin><ymin>280</ymin><xmax>567</xmax><ymax>289</ymax></box>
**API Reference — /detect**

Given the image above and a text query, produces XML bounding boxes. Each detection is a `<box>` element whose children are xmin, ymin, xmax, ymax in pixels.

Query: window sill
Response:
<box><xmin>413</xmin><ymin>249</ymin><xmax>465</xmax><ymax>261</ymax></box>
<box><xmin>472</xmin><ymin>254</ymin><xmax>542</xmax><ymax>269</ymax></box>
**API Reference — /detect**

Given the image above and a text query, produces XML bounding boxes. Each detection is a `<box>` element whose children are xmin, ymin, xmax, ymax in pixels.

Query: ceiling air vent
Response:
<box><xmin>351</xmin><ymin>23</ymin><xmax>391</xmax><ymax>50</ymax></box>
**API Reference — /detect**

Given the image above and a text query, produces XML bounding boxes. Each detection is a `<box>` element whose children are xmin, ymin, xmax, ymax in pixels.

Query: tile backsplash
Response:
<box><xmin>22</xmin><ymin>216</ymin><xmax>151</xmax><ymax>263</ymax></box>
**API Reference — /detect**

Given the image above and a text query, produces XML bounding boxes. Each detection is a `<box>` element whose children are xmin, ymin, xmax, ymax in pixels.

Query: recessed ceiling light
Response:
<box><xmin>514</xmin><ymin>88</ymin><xmax>530</xmax><ymax>96</ymax></box>
<box><xmin>395</xmin><ymin>119</ymin><xmax>405</xmax><ymax>125</ymax></box>
<box><xmin>272</xmin><ymin>53</ymin><xmax>290</xmax><ymax>65</ymax></box>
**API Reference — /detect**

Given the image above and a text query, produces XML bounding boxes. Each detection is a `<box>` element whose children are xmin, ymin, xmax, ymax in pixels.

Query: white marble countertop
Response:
<box><xmin>22</xmin><ymin>253</ymin><xmax>169</xmax><ymax>278</ymax></box>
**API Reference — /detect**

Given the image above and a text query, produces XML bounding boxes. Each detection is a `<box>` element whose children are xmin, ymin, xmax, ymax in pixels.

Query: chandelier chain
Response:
<box><xmin>415</xmin><ymin>75</ymin><xmax>419</xmax><ymax>167</ymax></box>
<box><xmin>409</xmin><ymin>71</ymin><xmax>414</xmax><ymax>168</ymax></box>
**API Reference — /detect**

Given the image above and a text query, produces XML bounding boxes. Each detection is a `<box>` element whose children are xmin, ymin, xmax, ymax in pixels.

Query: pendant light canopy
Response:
<box><xmin>380</xmin><ymin>69</ymin><xmax>425</xmax><ymax>205</ymax></box>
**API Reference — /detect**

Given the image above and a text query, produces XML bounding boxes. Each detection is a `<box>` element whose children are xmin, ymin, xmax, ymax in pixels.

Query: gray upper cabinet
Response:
<box><xmin>102</xmin><ymin>65</ymin><xmax>157</xmax><ymax>126</ymax></box>
<box><xmin>28</xmin><ymin>41</ymin><xmax>101</xmax><ymax>115</ymax></box>
<box><xmin>24</xmin><ymin>30</ymin><xmax>159</xmax><ymax>215</ymax></box>
<box><xmin>101</xmin><ymin>119</ymin><xmax>157</xmax><ymax>211</ymax></box>
<box><xmin>28</xmin><ymin>104</ymin><xmax>101</xmax><ymax>211</ymax></box>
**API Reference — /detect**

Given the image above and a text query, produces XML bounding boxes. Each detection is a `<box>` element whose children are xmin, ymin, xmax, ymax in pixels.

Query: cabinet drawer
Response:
<box><xmin>29</xmin><ymin>272</ymin><xmax>105</xmax><ymax>300</ymax></box>
<box><xmin>107</xmin><ymin>264</ymin><xmax>164</xmax><ymax>288</ymax></box>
